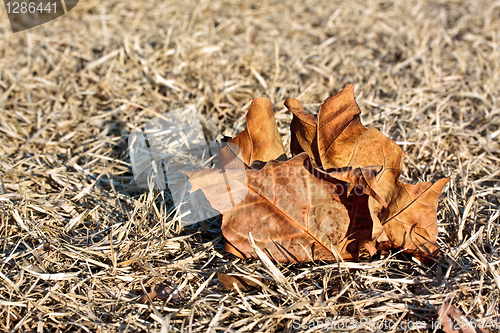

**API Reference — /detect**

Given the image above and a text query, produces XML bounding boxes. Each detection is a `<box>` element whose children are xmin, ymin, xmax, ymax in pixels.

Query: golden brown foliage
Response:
<box><xmin>186</xmin><ymin>85</ymin><xmax>450</xmax><ymax>262</ymax></box>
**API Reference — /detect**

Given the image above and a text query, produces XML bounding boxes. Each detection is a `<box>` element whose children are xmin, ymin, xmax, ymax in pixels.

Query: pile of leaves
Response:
<box><xmin>185</xmin><ymin>85</ymin><xmax>450</xmax><ymax>263</ymax></box>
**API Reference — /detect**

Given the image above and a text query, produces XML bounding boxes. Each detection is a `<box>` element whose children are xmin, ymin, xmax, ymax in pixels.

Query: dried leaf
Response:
<box><xmin>285</xmin><ymin>85</ymin><xmax>449</xmax><ymax>258</ymax></box>
<box><xmin>182</xmin><ymin>168</ymin><xmax>248</xmax><ymax>213</ymax></box>
<box><xmin>184</xmin><ymin>85</ymin><xmax>450</xmax><ymax>262</ymax></box>
<box><xmin>218</xmin><ymin>273</ymin><xmax>263</xmax><ymax>291</ymax></box>
<box><xmin>317</xmin><ymin>84</ymin><xmax>370</xmax><ymax>169</ymax></box>
<box><xmin>189</xmin><ymin>153</ymin><xmax>382</xmax><ymax>262</ymax></box>
<box><xmin>227</xmin><ymin>97</ymin><xmax>286</xmax><ymax>168</ymax></box>
<box><xmin>380</xmin><ymin>178</ymin><xmax>450</xmax><ymax>258</ymax></box>
<box><xmin>285</xmin><ymin>97</ymin><xmax>320</xmax><ymax>163</ymax></box>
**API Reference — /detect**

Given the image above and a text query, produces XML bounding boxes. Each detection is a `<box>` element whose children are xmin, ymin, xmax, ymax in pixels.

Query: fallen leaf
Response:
<box><xmin>227</xmin><ymin>97</ymin><xmax>286</xmax><ymax>168</ymax></box>
<box><xmin>285</xmin><ymin>97</ymin><xmax>321</xmax><ymax>164</ymax></box>
<box><xmin>182</xmin><ymin>167</ymin><xmax>248</xmax><ymax>213</ymax></box>
<box><xmin>187</xmin><ymin>153</ymin><xmax>384</xmax><ymax>261</ymax></box>
<box><xmin>316</xmin><ymin>84</ymin><xmax>370</xmax><ymax>170</ymax></box>
<box><xmin>437</xmin><ymin>302</ymin><xmax>491</xmax><ymax>333</ymax></box>
<box><xmin>184</xmin><ymin>85</ymin><xmax>450</xmax><ymax>262</ymax></box>
<box><xmin>285</xmin><ymin>85</ymin><xmax>449</xmax><ymax>258</ymax></box>
<box><xmin>378</xmin><ymin>178</ymin><xmax>449</xmax><ymax>258</ymax></box>
<box><xmin>218</xmin><ymin>273</ymin><xmax>264</xmax><ymax>291</ymax></box>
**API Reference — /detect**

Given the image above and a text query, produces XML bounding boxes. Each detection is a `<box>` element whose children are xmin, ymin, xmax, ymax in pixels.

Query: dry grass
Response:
<box><xmin>0</xmin><ymin>0</ymin><xmax>499</xmax><ymax>332</ymax></box>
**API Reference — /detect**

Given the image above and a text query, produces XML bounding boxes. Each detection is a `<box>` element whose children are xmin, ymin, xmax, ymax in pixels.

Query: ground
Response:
<box><xmin>0</xmin><ymin>0</ymin><xmax>499</xmax><ymax>332</ymax></box>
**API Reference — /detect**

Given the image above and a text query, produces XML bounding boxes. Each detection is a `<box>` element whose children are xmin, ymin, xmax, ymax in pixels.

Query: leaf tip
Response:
<box><xmin>284</xmin><ymin>97</ymin><xmax>299</xmax><ymax>108</ymax></box>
